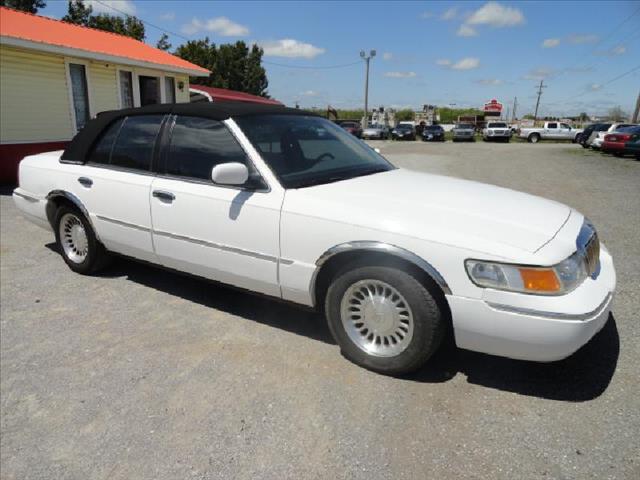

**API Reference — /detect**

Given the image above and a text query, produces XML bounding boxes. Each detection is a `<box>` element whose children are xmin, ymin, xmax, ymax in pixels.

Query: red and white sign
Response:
<box><xmin>483</xmin><ymin>99</ymin><xmax>503</xmax><ymax>113</ymax></box>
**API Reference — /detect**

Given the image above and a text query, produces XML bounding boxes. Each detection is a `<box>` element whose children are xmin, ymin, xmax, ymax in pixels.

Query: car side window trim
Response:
<box><xmin>160</xmin><ymin>114</ymin><xmax>271</xmax><ymax>193</ymax></box>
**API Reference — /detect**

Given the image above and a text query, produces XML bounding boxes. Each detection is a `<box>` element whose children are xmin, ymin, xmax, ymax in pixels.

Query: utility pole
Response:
<box><xmin>533</xmin><ymin>80</ymin><xmax>546</xmax><ymax>122</ymax></box>
<box><xmin>632</xmin><ymin>90</ymin><xmax>640</xmax><ymax>123</ymax></box>
<box><xmin>360</xmin><ymin>49</ymin><xmax>376</xmax><ymax>128</ymax></box>
<box><xmin>512</xmin><ymin>96</ymin><xmax>518</xmax><ymax>121</ymax></box>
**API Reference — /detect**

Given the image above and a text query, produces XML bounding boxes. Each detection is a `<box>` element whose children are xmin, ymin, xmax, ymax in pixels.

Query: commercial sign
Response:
<box><xmin>483</xmin><ymin>99</ymin><xmax>503</xmax><ymax>116</ymax></box>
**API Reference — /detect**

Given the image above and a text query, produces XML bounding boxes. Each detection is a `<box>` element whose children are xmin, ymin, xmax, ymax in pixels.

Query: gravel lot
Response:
<box><xmin>1</xmin><ymin>141</ymin><xmax>639</xmax><ymax>479</ymax></box>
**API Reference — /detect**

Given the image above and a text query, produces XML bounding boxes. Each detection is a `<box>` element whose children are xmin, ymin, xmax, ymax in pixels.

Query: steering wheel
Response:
<box><xmin>314</xmin><ymin>152</ymin><xmax>335</xmax><ymax>164</ymax></box>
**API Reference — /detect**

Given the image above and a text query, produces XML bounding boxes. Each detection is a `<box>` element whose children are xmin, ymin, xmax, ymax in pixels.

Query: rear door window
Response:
<box><xmin>110</xmin><ymin>115</ymin><xmax>165</xmax><ymax>171</ymax></box>
<box><xmin>547</xmin><ymin>122</ymin><xmax>558</xmax><ymax>129</ymax></box>
<box><xmin>88</xmin><ymin>118</ymin><xmax>124</xmax><ymax>165</ymax></box>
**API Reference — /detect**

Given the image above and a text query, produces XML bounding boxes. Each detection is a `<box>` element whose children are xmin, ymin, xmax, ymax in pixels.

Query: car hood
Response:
<box><xmin>363</xmin><ymin>128</ymin><xmax>382</xmax><ymax>134</ymax></box>
<box><xmin>285</xmin><ymin>168</ymin><xmax>571</xmax><ymax>255</ymax></box>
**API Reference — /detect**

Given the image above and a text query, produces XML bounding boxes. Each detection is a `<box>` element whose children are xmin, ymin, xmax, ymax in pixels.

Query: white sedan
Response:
<box><xmin>13</xmin><ymin>103</ymin><xmax>616</xmax><ymax>375</ymax></box>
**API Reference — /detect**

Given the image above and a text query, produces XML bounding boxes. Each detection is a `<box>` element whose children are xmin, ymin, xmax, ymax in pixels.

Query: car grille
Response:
<box><xmin>494</xmin><ymin>130</ymin><xmax>506</xmax><ymax>135</ymax></box>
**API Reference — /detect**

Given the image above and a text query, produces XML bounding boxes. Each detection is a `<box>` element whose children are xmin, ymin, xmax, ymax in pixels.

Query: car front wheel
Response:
<box><xmin>54</xmin><ymin>205</ymin><xmax>110</xmax><ymax>274</ymax></box>
<box><xmin>325</xmin><ymin>265</ymin><xmax>445</xmax><ymax>375</ymax></box>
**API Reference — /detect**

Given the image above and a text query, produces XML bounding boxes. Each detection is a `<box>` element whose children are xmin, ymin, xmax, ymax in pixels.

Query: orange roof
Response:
<box><xmin>0</xmin><ymin>7</ymin><xmax>209</xmax><ymax>76</ymax></box>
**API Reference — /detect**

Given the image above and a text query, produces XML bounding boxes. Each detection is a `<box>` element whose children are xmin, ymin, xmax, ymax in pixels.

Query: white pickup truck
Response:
<box><xmin>518</xmin><ymin>122</ymin><xmax>583</xmax><ymax>143</ymax></box>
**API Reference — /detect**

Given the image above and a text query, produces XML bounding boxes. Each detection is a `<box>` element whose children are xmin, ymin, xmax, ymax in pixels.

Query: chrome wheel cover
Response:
<box><xmin>340</xmin><ymin>280</ymin><xmax>414</xmax><ymax>357</ymax></box>
<box><xmin>59</xmin><ymin>213</ymin><xmax>88</xmax><ymax>264</ymax></box>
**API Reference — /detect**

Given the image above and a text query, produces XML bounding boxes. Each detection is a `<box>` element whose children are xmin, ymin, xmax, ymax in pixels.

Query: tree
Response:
<box><xmin>608</xmin><ymin>106</ymin><xmax>627</xmax><ymax>122</ymax></box>
<box><xmin>156</xmin><ymin>33</ymin><xmax>171</xmax><ymax>52</ymax></box>
<box><xmin>62</xmin><ymin>0</ymin><xmax>145</xmax><ymax>41</ymax></box>
<box><xmin>0</xmin><ymin>0</ymin><xmax>46</xmax><ymax>13</ymax></box>
<box><xmin>62</xmin><ymin>0</ymin><xmax>91</xmax><ymax>24</ymax></box>
<box><xmin>395</xmin><ymin>109</ymin><xmax>415</xmax><ymax>122</ymax></box>
<box><xmin>175</xmin><ymin>39</ymin><xmax>269</xmax><ymax>97</ymax></box>
<box><xmin>578</xmin><ymin>112</ymin><xmax>590</xmax><ymax>122</ymax></box>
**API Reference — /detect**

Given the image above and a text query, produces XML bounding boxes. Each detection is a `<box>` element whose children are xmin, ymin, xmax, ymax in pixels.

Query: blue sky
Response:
<box><xmin>42</xmin><ymin>1</ymin><xmax>640</xmax><ymax>117</ymax></box>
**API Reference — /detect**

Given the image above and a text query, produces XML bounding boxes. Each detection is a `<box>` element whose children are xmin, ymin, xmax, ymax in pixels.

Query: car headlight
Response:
<box><xmin>465</xmin><ymin>250</ymin><xmax>589</xmax><ymax>295</ymax></box>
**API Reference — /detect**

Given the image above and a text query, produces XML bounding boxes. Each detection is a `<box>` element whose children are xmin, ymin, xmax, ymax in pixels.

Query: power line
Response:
<box><xmin>565</xmin><ymin>64</ymin><xmax>640</xmax><ymax>102</ymax></box>
<box><xmin>94</xmin><ymin>0</ymin><xmax>362</xmax><ymax>71</ymax></box>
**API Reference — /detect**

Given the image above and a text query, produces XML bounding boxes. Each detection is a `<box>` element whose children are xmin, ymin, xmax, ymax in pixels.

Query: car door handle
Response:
<box><xmin>152</xmin><ymin>190</ymin><xmax>175</xmax><ymax>203</ymax></box>
<box><xmin>78</xmin><ymin>176</ymin><xmax>93</xmax><ymax>188</ymax></box>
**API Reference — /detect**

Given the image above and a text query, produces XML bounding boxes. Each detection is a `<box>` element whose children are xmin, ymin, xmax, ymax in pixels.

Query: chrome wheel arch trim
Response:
<box><xmin>46</xmin><ymin>190</ymin><xmax>102</xmax><ymax>243</ymax></box>
<box><xmin>310</xmin><ymin>241</ymin><xmax>452</xmax><ymax>306</ymax></box>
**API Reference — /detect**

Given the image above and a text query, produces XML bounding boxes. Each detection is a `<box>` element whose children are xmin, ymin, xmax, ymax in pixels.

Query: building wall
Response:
<box><xmin>0</xmin><ymin>44</ymin><xmax>196</xmax><ymax>184</ymax></box>
<box><xmin>0</xmin><ymin>45</ymin><xmax>74</xmax><ymax>143</ymax></box>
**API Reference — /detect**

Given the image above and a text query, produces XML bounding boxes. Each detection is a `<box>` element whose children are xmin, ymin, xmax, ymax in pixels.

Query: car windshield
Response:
<box><xmin>488</xmin><ymin>122</ymin><xmax>507</xmax><ymax>128</ymax></box>
<box><xmin>425</xmin><ymin>125</ymin><xmax>442</xmax><ymax>130</ymax></box>
<box><xmin>341</xmin><ymin>122</ymin><xmax>358</xmax><ymax>128</ymax></box>
<box><xmin>236</xmin><ymin>115</ymin><xmax>394</xmax><ymax>189</ymax></box>
<box><xmin>396</xmin><ymin>125</ymin><xmax>412</xmax><ymax>130</ymax></box>
<box><xmin>456</xmin><ymin>124</ymin><xmax>474</xmax><ymax>129</ymax></box>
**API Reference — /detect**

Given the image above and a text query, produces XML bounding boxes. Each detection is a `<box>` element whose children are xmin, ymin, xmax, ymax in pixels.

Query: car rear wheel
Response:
<box><xmin>325</xmin><ymin>265</ymin><xmax>445</xmax><ymax>375</ymax></box>
<box><xmin>54</xmin><ymin>205</ymin><xmax>110</xmax><ymax>275</ymax></box>
<box><xmin>528</xmin><ymin>133</ymin><xmax>540</xmax><ymax>143</ymax></box>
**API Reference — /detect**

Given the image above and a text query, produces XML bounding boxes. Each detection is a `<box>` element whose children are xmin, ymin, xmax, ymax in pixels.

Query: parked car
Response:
<box><xmin>391</xmin><ymin>124</ymin><xmax>416</xmax><ymax>141</ymax></box>
<box><xmin>340</xmin><ymin>121</ymin><xmax>363</xmax><ymax>138</ymax></box>
<box><xmin>362</xmin><ymin>124</ymin><xmax>390</xmax><ymax>140</ymax></box>
<box><xmin>421</xmin><ymin>125</ymin><xmax>445</xmax><ymax>142</ymax></box>
<box><xmin>602</xmin><ymin>126</ymin><xmax>640</xmax><ymax>156</ymax></box>
<box><xmin>623</xmin><ymin>134</ymin><xmax>640</xmax><ymax>159</ymax></box>
<box><xmin>517</xmin><ymin>122</ymin><xmax>582</xmax><ymax>143</ymax></box>
<box><xmin>13</xmin><ymin>103</ymin><xmax>616</xmax><ymax>375</ymax></box>
<box><xmin>451</xmin><ymin>123</ymin><xmax>476</xmax><ymax>142</ymax></box>
<box><xmin>483</xmin><ymin>122</ymin><xmax>512</xmax><ymax>142</ymax></box>
<box><xmin>579</xmin><ymin>123</ymin><xmax>611</xmax><ymax>148</ymax></box>
<box><xmin>589</xmin><ymin>123</ymin><xmax>636</xmax><ymax>150</ymax></box>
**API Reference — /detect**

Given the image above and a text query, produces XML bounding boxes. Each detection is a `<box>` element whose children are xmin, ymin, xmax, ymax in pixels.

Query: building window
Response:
<box><xmin>164</xmin><ymin>76</ymin><xmax>176</xmax><ymax>103</ymax></box>
<box><xmin>68</xmin><ymin>63</ymin><xmax>90</xmax><ymax>131</ymax></box>
<box><xmin>139</xmin><ymin>75</ymin><xmax>160</xmax><ymax>106</ymax></box>
<box><xmin>119</xmin><ymin>71</ymin><xmax>134</xmax><ymax>108</ymax></box>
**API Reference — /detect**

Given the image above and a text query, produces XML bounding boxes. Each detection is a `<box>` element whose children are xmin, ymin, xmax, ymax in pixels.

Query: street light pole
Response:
<box><xmin>360</xmin><ymin>49</ymin><xmax>376</xmax><ymax>128</ymax></box>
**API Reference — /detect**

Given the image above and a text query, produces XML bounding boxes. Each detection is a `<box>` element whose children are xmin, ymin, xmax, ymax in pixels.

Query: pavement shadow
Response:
<box><xmin>45</xmin><ymin>243</ymin><xmax>619</xmax><ymax>401</ymax></box>
<box><xmin>405</xmin><ymin>314</ymin><xmax>619</xmax><ymax>402</ymax></box>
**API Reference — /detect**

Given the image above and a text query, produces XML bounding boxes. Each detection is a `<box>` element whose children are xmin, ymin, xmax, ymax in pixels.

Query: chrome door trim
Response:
<box><xmin>310</xmin><ymin>241</ymin><xmax>452</xmax><ymax>306</ymax></box>
<box><xmin>95</xmin><ymin>215</ymin><xmax>151</xmax><ymax>232</ymax></box>
<box><xmin>13</xmin><ymin>190</ymin><xmax>39</xmax><ymax>203</ymax></box>
<box><xmin>153</xmin><ymin>229</ymin><xmax>281</xmax><ymax>263</ymax></box>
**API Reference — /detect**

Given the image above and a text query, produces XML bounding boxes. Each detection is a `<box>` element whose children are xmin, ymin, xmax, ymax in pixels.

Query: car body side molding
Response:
<box><xmin>310</xmin><ymin>241</ymin><xmax>452</xmax><ymax>305</ymax></box>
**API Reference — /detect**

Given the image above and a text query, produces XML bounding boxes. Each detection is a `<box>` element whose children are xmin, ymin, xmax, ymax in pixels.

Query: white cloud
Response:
<box><xmin>260</xmin><ymin>39</ymin><xmax>325</xmax><ymax>58</ymax></box>
<box><xmin>523</xmin><ymin>67</ymin><xmax>556</xmax><ymax>80</ymax></box>
<box><xmin>475</xmin><ymin>78</ymin><xmax>503</xmax><ymax>85</ymax></box>
<box><xmin>382</xmin><ymin>52</ymin><xmax>393</xmax><ymax>61</ymax></box>
<box><xmin>160</xmin><ymin>12</ymin><xmax>175</xmax><ymax>21</ymax></box>
<box><xmin>301</xmin><ymin>90</ymin><xmax>319</xmax><ymax>96</ymax></box>
<box><xmin>466</xmin><ymin>1</ymin><xmax>525</xmax><ymax>27</ymax></box>
<box><xmin>384</xmin><ymin>71</ymin><xmax>417</xmax><ymax>78</ymax></box>
<box><xmin>86</xmin><ymin>0</ymin><xmax>136</xmax><ymax>16</ymax></box>
<box><xmin>567</xmin><ymin>33</ymin><xmax>599</xmax><ymax>44</ymax></box>
<box><xmin>588</xmin><ymin>83</ymin><xmax>602</xmax><ymax>91</ymax></box>
<box><xmin>457</xmin><ymin>24</ymin><xmax>478</xmax><ymax>37</ymax></box>
<box><xmin>437</xmin><ymin>58</ymin><xmax>480</xmax><ymax>70</ymax></box>
<box><xmin>611</xmin><ymin>45</ymin><xmax>626</xmax><ymax>55</ymax></box>
<box><xmin>451</xmin><ymin>57</ymin><xmax>480</xmax><ymax>70</ymax></box>
<box><xmin>182</xmin><ymin>17</ymin><xmax>249</xmax><ymax>36</ymax></box>
<box><xmin>542</xmin><ymin>38</ymin><xmax>560</xmax><ymax>48</ymax></box>
<box><xmin>441</xmin><ymin>7</ymin><xmax>458</xmax><ymax>21</ymax></box>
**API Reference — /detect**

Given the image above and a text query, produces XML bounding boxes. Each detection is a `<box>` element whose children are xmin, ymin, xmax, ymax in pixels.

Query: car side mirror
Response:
<box><xmin>211</xmin><ymin>162</ymin><xmax>249</xmax><ymax>186</ymax></box>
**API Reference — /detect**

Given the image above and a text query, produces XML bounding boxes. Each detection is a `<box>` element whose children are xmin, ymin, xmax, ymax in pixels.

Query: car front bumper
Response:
<box><xmin>447</xmin><ymin>244</ymin><xmax>616</xmax><ymax>362</ymax></box>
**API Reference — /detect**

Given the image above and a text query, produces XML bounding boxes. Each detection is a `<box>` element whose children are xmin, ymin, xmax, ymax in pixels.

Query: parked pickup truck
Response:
<box><xmin>13</xmin><ymin>102</ymin><xmax>616</xmax><ymax>375</ymax></box>
<box><xmin>518</xmin><ymin>122</ymin><xmax>583</xmax><ymax>143</ymax></box>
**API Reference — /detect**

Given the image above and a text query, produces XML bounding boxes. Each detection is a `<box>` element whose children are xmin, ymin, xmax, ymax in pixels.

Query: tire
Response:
<box><xmin>528</xmin><ymin>133</ymin><xmax>540</xmax><ymax>143</ymax></box>
<box><xmin>54</xmin><ymin>205</ymin><xmax>110</xmax><ymax>275</ymax></box>
<box><xmin>325</xmin><ymin>265</ymin><xmax>445</xmax><ymax>375</ymax></box>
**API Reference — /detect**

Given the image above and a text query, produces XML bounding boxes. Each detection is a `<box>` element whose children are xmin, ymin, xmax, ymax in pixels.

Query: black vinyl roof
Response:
<box><xmin>62</xmin><ymin>102</ymin><xmax>315</xmax><ymax>162</ymax></box>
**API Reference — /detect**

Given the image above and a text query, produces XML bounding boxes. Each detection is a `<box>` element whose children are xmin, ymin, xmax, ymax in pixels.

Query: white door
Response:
<box><xmin>149</xmin><ymin>116</ymin><xmax>283</xmax><ymax>297</ymax></box>
<box><xmin>76</xmin><ymin>114</ymin><xmax>165</xmax><ymax>261</ymax></box>
<box><xmin>558</xmin><ymin>123</ymin><xmax>573</xmax><ymax>140</ymax></box>
<box><xmin>545</xmin><ymin>122</ymin><xmax>560</xmax><ymax>139</ymax></box>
